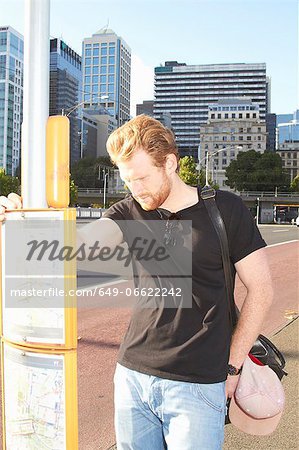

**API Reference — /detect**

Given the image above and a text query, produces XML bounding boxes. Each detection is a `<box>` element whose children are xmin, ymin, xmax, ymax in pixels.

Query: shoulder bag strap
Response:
<box><xmin>199</xmin><ymin>185</ymin><xmax>239</xmax><ymax>329</ymax></box>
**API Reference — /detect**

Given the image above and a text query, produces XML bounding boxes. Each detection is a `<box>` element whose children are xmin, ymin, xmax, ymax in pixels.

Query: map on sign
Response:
<box><xmin>1</xmin><ymin>210</ymin><xmax>75</xmax><ymax>344</ymax></box>
<box><xmin>3</xmin><ymin>343</ymin><xmax>66</xmax><ymax>449</ymax></box>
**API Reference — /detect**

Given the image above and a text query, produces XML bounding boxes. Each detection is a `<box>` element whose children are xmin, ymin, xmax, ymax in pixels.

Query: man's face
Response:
<box><xmin>117</xmin><ymin>149</ymin><xmax>172</xmax><ymax>211</ymax></box>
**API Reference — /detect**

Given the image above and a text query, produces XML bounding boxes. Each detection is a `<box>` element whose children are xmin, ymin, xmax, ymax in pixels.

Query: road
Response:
<box><xmin>0</xmin><ymin>225</ymin><xmax>298</xmax><ymax>449</ymax></box>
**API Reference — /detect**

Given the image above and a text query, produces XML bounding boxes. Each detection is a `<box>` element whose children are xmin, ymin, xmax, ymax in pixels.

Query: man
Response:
<box><xmin>0</xmin><ymin>115</ymin><xmax>273</xmax><ymax>449</ymax></box>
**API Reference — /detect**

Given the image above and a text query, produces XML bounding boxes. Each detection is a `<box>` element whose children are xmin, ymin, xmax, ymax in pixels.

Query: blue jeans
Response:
<box><xmin>114</xmin><ymin>363</ymin><xmax>226</xmax><ymax>450</ymax></box>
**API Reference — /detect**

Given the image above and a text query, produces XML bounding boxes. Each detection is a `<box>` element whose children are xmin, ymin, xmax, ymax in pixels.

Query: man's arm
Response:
<box><xmin>226</xmin><ymin>247</ymin><xmax>274</xmax><ymax>397</ymax></box>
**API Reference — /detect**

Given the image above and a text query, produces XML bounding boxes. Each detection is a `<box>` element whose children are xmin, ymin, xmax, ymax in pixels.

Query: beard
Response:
<box><xmin>134</xmin><ymin>175</ymin><xmax>172</xmax><ymax>211</ymax></box>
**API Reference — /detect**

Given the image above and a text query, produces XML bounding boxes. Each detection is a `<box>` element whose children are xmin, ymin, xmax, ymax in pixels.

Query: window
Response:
<box><xmin>231</xmin><ymin>136</ymin><xmax>235</xmax><ymax>141</ymax></box>
<box><xmin>109</xmin><ymin>56</ymin><xmax>115</xmax><ymax>64</ymax></box>
<box><xmin>232</xmin><ymin>113</ymin><xmax>236</xmax><ymax>119</ymax></box>
<box><xmin>85</xmin><ymin>49</ymin><xmax>91</xmax><ymax>57</ymax></box>
<box><xmin>108</xmin><ymin>74</ymin><xmax>114</xmax><ymax>83</ymax></box>
<box><xmin>85</xmin><ymin>57</ymin><xmax>91</xmax><ymax>65</ymax></box>
<box><xmin>84</xmin><ymin>94</ymin><xmax>90</xmax><ymax>101</ymax></box>
<box><xmin>93</xmin><ymin>57</ymin><xmax>99</xmax><ymax>65</ymax></box>
<box><xmin>93</xmin><ymin>48</ymin><xmax>99</xmax><ymax>56</ymax></box>
<box><xmin>217</xmin><ymin>113</ymin><xmax>221</xmax><ymax>119</ymax></box>
<box><xmin>100</xmin><ymin>84</ymin><xmax>106</xmax><ymax>93</ymax></box>
<box><xmin>258</xmin><ymin>136</ymin><xmax>261</xmax><ymax>141</ymax></box>
<box><xmin>257</xmin><ymin>144</ymin><xmax>261</xmax><ymax>149</ymax></box>
<box><xmin>223</xmin><ymin>136</ymin><xmax>227</xmax><ymax>141</ymax></box>
<box><xmin>101</xmin><ymin>47</ymin><xmax>107</xmax><ymax>56</ymax></box>
<box><xmin>239</xmin><ymin>128</ymin><xmax>243</xmax><ymax>133</ymax></box>
<box><xmin>100</xmin><ymin>75</ymin><xmax>107</xmax><ymax>83</ymax></box>
<box><xmin>84</xmin><ymin>76</ymin><xmax>91</xmax><ymax>83</ymax></box>
<box><xmin>101</xmin><ymin>56</ymin><xmax>107</xmax><ymax>64</ymax></box>
<box><xmin>253</xmin><ymin>113</ymin><xmax>256</xmax><ymax>118</ymax></box>
<box><xmin>225</xmin><ymin>113</ymin><xmax>229</xmax><ymax>119</ymax></box>
<box><xmin>247</xmin><ymin>128</ymin><xmax>251</xmax><ymax>132</ymax></box>
<box><xmin>108</xmin><ymin>83</ymin><xmax>114</xmax><ymax>92</ymax></box>
<box><xmin>222</xmin><ymin>159</ymin><xmax>227</xmax><ymax>166</ymax></box>
<box><xmin>258</xmin><ymin>127</ymin><xmax>261</xmax><ymax>132</ymax></box>
<box><xmin>108</xmin><ymin>65</ymin><xmax>114</xmax><ymax>74</ymax></box>
<box><xmin>85</xmin><ymin>84</ymin><xmax>90</xmax><ymax>93</ymax></box>
<box><xmin>247</xmin><ymin>136</ymin><xmax>251</xmax><ymax>141</ymax></box>
<box><xmin>92</xmin><ymin>66</ymin><xmax>99</xmax><ymax>74</ymax></box>
<box><xmin>211</xmin><ymin>113</ymin><xmax>215</xmax><ymax>119</ymax></box>
<box><xmin>239</xmin><ymin>136</ymin><xmax>243</xmax><ymax>141</ymax></box>
<box><xmin>109</xmin><ymin>46</ymin><xmax>115</xmax><ymax>55</ymax></box>
<box><xmin>100</xmin><ymin>66</ymin><xmax>107</xmax><ymax>74</ymax></box>
<box><xmin>246</xmin><ymin>113</ymin><xmax>250</xmax><ymax>118</ymax></box>
<box><xmin>239</xmin><ymin>113</ymin><xmax>243</xmax><ymax>118</ymax></box>
<box><xmin>92</xmin><ymin>84</ymin><xmax>98</xmax><ymax>93</ymax></box>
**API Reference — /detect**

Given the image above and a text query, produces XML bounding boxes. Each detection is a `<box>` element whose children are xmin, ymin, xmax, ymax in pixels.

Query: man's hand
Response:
<box><xmin>225</xmin><ymin>374</ymin><xmax>240</xmax><ymax>400</ymax></box>
<box><xmin>0</xmin><ymin>193</ymin><xmax>23</xmax><ymax>222</ymax></box>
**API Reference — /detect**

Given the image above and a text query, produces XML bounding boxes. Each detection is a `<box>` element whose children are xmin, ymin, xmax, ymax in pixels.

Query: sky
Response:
<box><xmin>1</xmin><ymin>0</ymin><xmax>298</xmax><ymax>116</ymax></box>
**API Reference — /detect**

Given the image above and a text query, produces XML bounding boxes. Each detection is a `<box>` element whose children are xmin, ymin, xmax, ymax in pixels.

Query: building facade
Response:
<box><xmin>265</xmin><ymin>113</ymin><xmax>276</xmax><ymax>151</ymax></box>
<box><xmin>136</xmin><ymin>100</ymin><xmax>154</xmax><ymax>116</ymax></box>
<box><xmin>276</xmin><ymin>109</ymin><xmax>299</xmax><ymax>147</ymax></box>
<box><xmin>199</xmin><ymin>98</ymin><xmax>267</xmax><ymax>189</ymax></box>
<box><xmin>49</xmin><ymin>38</ymin><xmax>82</xmax><ymax>165</ymax></box>
<box><xmin>83</xmin><ymin>107</ymin><xmax>117</xmax><ymax>158</ymax></box>
<box><xmin>0</xmin><ymin>26</ymin><xmax>23</xmax><ymax>176</ymax></box>
<box><xmin>277</xmin><ymin>142</ymin><xmax>299</xmax><ymax>183</ymax></box>
<box><xmin>154</xmin><ymin>61</ymin><xmax>269</xmax><ymax>159</ymax></box>
<box><xmin>82</xmin><ymin>28</ymin><xmax>131</xmax><ymax>126</ymax></box>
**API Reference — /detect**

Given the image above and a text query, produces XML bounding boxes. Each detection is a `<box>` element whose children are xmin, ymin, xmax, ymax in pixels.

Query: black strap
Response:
<box><xmin>200</xmin><ymin>185</ymin><xmax>239</xmax><ymax>329</ymax></box>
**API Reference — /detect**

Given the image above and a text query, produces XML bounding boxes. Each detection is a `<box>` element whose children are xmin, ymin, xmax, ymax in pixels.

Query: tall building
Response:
<box><xmin>154</xmin><ymin>61</ymin><xmax>269</xmax><ymax>159</ymax></box>
<box><xmin>0</xmin><ymin>26</ymin><xmax>23</xmax><ymax>176</ymax></box>
<box><xmin>82</xmin><ymin>106</ymin><xmax>117</xmax><ymax>158</ymax></box>
<box><xmin>82</xmin><ymin>28</ymin><xmax>131</xmax><ymax>126</ymax></box>
<box><xmin>276</xmin><ymin>109</ymin><xmax>299</xmax><ymax>147</ymax></box>
<box><xmin>199</xmin><ymin>98</ymin><xmax>266</xmax><ymax>189</ymax></box>
<box><xmin>49</xmin><ymin>38</ymin><xmax>82</xmax><ymax>164</ymax></box>
<box><xmin>266</xmin><ymin>113</ymin><xmax>276</xmax><ymax>151</ymax></box>
<box><xmin>136</xmin><ymin>100</ymin><xmax>154</xmax><ymax>116</ymax></box>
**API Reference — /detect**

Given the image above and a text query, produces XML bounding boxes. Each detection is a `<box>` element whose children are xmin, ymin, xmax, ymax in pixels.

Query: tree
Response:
<box><xmin>69</xmin><ymin>178</ymin><xmax>78</xmax><ymax>206</ymax></box>
<box><xmin>71</xmin><ymin>156</ymin><xmax>112</xmax><ymax>188</ymax></box>
<box><xmin>0</xmin><ymin>169</ymin><xmax>20</xmax><ymax>196</ymax></box>
<box><xmin>179</xmin><ymin>156</ymin><xmax>218</xmax><ymax>188</ymax></box>
<box><xmin>225</xmin><ymin>150</ymin><xmax>289</xmax><ymax>191</ymax></box>
<box><xmin>290</xmin><ymin>175</ymin><xmax>299</xmax><ymax>192</ymax></box>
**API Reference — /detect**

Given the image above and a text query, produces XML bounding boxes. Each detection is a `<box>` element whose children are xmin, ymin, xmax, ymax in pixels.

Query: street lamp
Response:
<box><xmin>103</xmin><ymin>170</ymin><xmax>109</xmax><ymax>209</ymax></box>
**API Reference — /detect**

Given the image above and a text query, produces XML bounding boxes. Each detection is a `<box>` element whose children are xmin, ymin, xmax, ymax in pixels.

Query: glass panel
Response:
<box><xmin>93</xmin><ymin>48</ymin><xmax>99</xmax><ymax>56</ymax></box>
<box><xmin>101</xmin><ymin>56</ymin><xmax>107</xmax><ymax>65</ymax></box>
<box><xmin>93</xmin><ymin>57</ymin><xmax>99</xmax><ymax>65</ymax></box>
<box><xmin>101</xmin><ymin>47</ymin><xmax>107</xmax><ymax>56</ymax></box>
<box><xmin>85</xmin><ymin>57</ymin><xmax>91</xmax><ymax>65</ymax></box>
<box><xmin>92</xmin><ymin>66</ymin><xmax>99</xmax><ymax>74</ymax></box>
<box><xmin>85</xmin><ymin>49</ymin><xmax>91</xmax><ymax>56</ymax></box>
<box><xmin>100</xmin><ymin>66</ymin><xmax>107</xmax><ymax>74</ymax></box>
<box><xmin>100</xmin><ymin>75</ymin><xmax>107</xmax><ymax>83</ymax></box>
<box><xmin>108</xmin><ymin>56</ymin><xmax>115</xmax><ymax>64</ymax></box>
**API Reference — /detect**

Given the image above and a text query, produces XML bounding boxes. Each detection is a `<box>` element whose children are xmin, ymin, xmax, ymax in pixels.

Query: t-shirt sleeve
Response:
<box><xmin>102</xmin><ymin>198</ymin><xmax>130</xmax><ymax>238</ymax></box>
<box><xmin>225</xmin><ymin>195</ymin><xmax>266</xmax><ymax>264</ymax></box>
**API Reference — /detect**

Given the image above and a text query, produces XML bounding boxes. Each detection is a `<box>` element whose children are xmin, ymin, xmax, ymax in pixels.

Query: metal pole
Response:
<box><xmin>103</xmin><ymin>172</ymin><xmax>108</xmax><ymax>208</ymax></box>
<box><xmin>256</xmin><ymin>197</ymin><xmax>260</xmax><ymax>226</ymax></box>
<box><xmin>22</xmin><ymin>0</ymin><xmax>50</xmax><ymax>208</ymax></box>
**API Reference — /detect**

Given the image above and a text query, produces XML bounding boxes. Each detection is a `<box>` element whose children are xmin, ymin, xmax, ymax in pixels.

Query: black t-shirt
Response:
<box><xmin>103</xmin><ymin>189</ymin><xmax>266</xmax><ymax>383</ymax></box>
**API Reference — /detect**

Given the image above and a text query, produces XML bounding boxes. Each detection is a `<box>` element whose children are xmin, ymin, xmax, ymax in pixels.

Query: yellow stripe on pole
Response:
<box><xmin>46</xmin><ymin>116</ymin><xmax>70</xmax><ymax>208</ymax></box>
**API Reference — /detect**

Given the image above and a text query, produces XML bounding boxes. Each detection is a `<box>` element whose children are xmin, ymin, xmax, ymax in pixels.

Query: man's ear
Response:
<box><xmin>165</xmin><ymin>154</ymin><xmax>178</xmax><ymax>174</ymax></box>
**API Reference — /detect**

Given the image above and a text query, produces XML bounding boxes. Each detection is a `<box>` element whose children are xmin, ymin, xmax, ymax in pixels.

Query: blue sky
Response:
<box><xmin>2</xmin><ymin>0</ymin><xmax>298</xmax><ymax>116</ymax></box>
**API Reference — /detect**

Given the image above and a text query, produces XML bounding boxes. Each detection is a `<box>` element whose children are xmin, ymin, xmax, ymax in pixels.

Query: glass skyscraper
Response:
<box><xmin>82</xmin><ymin>28</ymin><xmax>131</xmax><ymax>126</ymax></box>
<box><xmin>0</xmin><ymin>26</ymin><xmax>23</xmax><ymax>176</ymax></box>
<box><xmin>49</xmin><ymin>38</ymin><xmax>82</xmax><ymax>164</ymax></box>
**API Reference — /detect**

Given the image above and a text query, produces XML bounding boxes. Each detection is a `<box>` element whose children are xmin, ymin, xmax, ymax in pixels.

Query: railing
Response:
<box><xmin>240</xmin><ymin>192</ymin><xmax>299</xmax><ymax>198</ymax></box>
<box><xmin>76</xmin><ymin>207</ymin><xmax>103</xmax><ymax>219</ymax></box>
<box><xmin>77</xmin><ymin>188</ymin><xmax>127</xmax><ymax>195</ymax></box>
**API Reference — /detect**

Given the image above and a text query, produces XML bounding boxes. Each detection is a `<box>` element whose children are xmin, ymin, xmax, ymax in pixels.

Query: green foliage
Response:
<box><xmin>225</xmin><ymin>150</ymin><xmax>290</xmax><ymax>191</ymax></box>
<box><xmin>0</xmin><ymin>169</ymin><xmax>20</xmax><ymax>196</ymax></box>
<box><xmin>69</xmin><ymin>178</ymin><xmax>78</xmax><ymax>206</ymax></box>
<box><xmin>290</xmin><ymin>175</ymin><xmax>299</xmax><ymax>192</ymax></box>
<box><xmin>71</xmin><ymin>156</ymin><xmax>113</xmax><ymax>188</ymax></box>
<box><xmin>179</xmin><ymin>156</ymin><xmax>218</xmax><ymax>189</ymax></box>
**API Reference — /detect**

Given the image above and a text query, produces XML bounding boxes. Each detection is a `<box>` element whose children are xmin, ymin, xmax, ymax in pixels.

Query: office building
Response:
<box><xmin>199</xmin><ymin>98</ymin><xmax>266</xmax><ymax>189</ymax></box>
<box><xmin>0</xmin><ymin>26</ymin><xmax>23</xmax><ymax>176</ymax></box>
<box><xmin>277</xmin><ymin>142</ymin><xmax>299</xmax><ymax>183</ymax></box>
<box><xmin>49</xmin><ymin>38</ymin><xmax>82</xmax><ymax>164</ymax></box>
<box><xmin>265</xmin><ymin>113</ymin><xmax>276</xmax><ymax>151</ymax></box>
<box><xmin>154</xmin><ymin>61</ymin><xmax>269</xmax><ymax>158</ymax></box>
<box><xmin>82</xmin><ymin>28</ymin><xmax>131</xmax><ymax>126</ymax></box>
<box><xmin>136</xmin><ymin>100</ymin><xmax>154</xmax><ymax>116</ymax></box>
<box><xmin>276</xmin><ymin>109</ymin><xmax>299</xmax><ymax>147</ymax></box>
<box><xmin>82</xmin><ymin>106</ymin><xmax>117</xmax><ymax>158</ymax></box>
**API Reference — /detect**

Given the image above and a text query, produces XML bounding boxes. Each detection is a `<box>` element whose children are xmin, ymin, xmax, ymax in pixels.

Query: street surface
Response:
<box><xmin>0</xmin><ymin>224</ymin><xmax>298</xmax><ymax>449</ymax></box>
